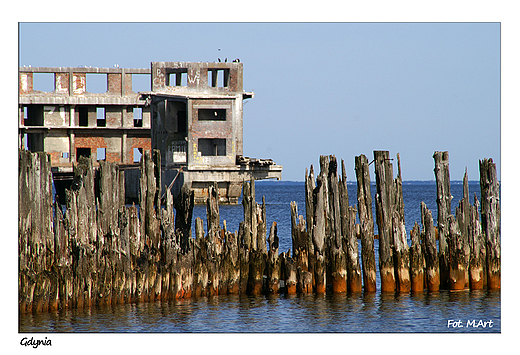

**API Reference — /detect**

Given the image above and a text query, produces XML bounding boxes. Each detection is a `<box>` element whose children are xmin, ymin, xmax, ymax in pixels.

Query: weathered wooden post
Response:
<box><xmin>449</xmin><ymin>170</ymin><xmax>471</xmax><ymax>290</ymax></box>
<box><xmin>326</xmin><ymin>156</ymin><xmax>348</xmax><ymax>293</ymax></box>
<box><xmin>18</xmin><ymin>150</ymin><xmax>55</xmax><ymax>312</ymax></box>
<box><xmin>174</xmin><ymin>184</ymin><xmax>194</xmax><ymax>254</ymax></box>
<box><xmin>140</xmin><ymin>150</ymin><xmax>161</xmax><ymax>250</ymax></box>
<box><xmin>392</xmin><ymin>154</ymin><xmax>410</xmax><ymax>293</ymax></box>
<box><xmin>291</xmin><ymin>201</ymin><xmax>312</xmax><ymax>293</ymax></box>
<box><xmin>479</xmin><ymin>158</ymin><xmax>500</xmax><ymax>289</ymax></box>
<box><xmin>421</xmin><ymin>202</ymin><xmax>440</xmax><ymax>292</ymax></box>
<box><xmin>312</xmin><ymin>172</ymin><xmax>327</xmax><ymax>294</ymax></box>
<box><xmin>448</xmin><ymin>214</ymin><xmax>467</xmax><ymax>291</ymax></box>
<box><xmin>373</xmin><ymin>151</ymin><xmax>396</xmax><ymax>292</ymax></box>
<box><xmin>468</xmin><ymin>194</ymin><xmax>485</xmax><ymax>290</ymax></box>
<box><xmin>223</xmin><ymin>230</ymin><xmax>240</xmax><ymax>295</ymax></box>
<box><xmin>266</xmin><ymin>222</ymin><xmax>281</xmax><ymax>293</ymax></box>
<box><xmin>282</xmin><ymin>251</ymin><xmax>298</xmax><ymax>294</ymax></box>
<box><xmin>355</xmin><ymin>154</ymin><xmax>377</xmax><ymax>292</ymax></box>
<box><xmin>66</xmin><ymin>155</ymin><xmax>98</xmax><ymax>308</ymax></box>
<box><xmin>409</xmin><ymin>222</ymin><xmax>424</xmax><ymax>293</ymax></box>
<box><xmin>193</xmin><ymin>217</ymin><xmax>208</xmax><ymax>297</ymax></box>
<box><xmin>433</xmin><ymin>151</ymin><xmax>451</xmax><ymax>289</ymax></box>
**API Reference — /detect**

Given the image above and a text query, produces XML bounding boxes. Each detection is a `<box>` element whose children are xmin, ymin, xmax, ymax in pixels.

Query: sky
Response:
<box><xmin>17</xmin><ymin>22</ymin><xmax>500</xmax><ymax>182</ymax></box>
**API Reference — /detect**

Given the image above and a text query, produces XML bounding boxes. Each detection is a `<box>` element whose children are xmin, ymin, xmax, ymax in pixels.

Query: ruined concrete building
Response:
<box><xmin>18</xmin><ymin>62</ymin><xmax>282</xmax><ymax>203</ymax></box>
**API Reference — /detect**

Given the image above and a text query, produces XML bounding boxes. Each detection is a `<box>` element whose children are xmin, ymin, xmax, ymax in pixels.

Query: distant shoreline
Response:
<box><xmin>255</xmin><ymin>180</ymin><xmax>484</xmax><ymax>185</ymax></box>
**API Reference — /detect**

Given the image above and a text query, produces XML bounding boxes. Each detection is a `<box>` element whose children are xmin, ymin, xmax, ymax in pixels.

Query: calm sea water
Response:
<box><xmin>19</xmin><ymin>181</ymin><xmax>500</xmax><ymax>333</ymax></box>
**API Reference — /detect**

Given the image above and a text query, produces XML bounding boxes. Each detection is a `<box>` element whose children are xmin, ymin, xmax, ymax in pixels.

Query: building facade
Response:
<box><xmin>19</xmin><ymin>62</ymin><xmax>282</xmax><ymax>204</ymax></box>
<box><xmin>142</xmin><ymin>61</ymin><xmax>282</xmax><ymax>203</ymax></box>
<box><xmin>19</xmin><ymin>66</ymin><xmax>152</xmax><ymax>169</ymax></box>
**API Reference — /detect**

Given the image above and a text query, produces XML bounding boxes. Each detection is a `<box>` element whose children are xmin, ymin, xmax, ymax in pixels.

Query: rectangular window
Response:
<box><xmin>198</xmin><ymin>108</ymin><xmax>226</xmax><ymax>121</ymax></box>
<box><xmin>96</xmin><ymin>147</ymin><xmax>106</xmax><ymax>161</ymax></box>
<box><xmin>208</xmin><ymin>69</ymin><xmax>229</xmax><ymax>88</ymax></box>
<box><xmin>132</xmin><ymin>73</ymin><xmax>151</xmax><ymax>92</ymax></box>
<box><xmin>78</xmin><ymin>106</ymin><xmax>89</xmax><ymax>127</ymax></box>
<box><xmin>133</xmin><ymin>147</ymin><xmax>143</xmax><ymax>163</ymax></box>
<box><xmin>198</xmin><ymin>138</ymin><xmax>226</xmax><ymax>156</ymax></box>
<box><xmin>33</xmin><ymin>72</ymin><xmax>55</xmax><ymax>92</ymax></box>
<box><xmin>76</xmin><ymin>147</ymin><xmax>91</xmax><ymax>159</ymax></box>
<box><xmin>133</xmin><ymin>107</ymin><xmax>143</xmax><ymax>127</ymax></box>
<box><xmin>86</xmin><ymin>73</ymin><xmax>107</xmax><ymax>93</ymax></box>
<box><xmin>62</xmin><ymin>152</ymin><xmax>69</xmax><ymax>159</ymax></box>
<box><xmin>24</xmin><ymin>105</ymin><xmax>44</xmax><ymax>126</ymax></box>
<box><xmin>97</xmin><ymin>107</ymin><xmax>106</xmax><ymax>127</ymax></box>
<box><xmin>167</xmin><ymin>69</ymin><xmax>188</xmax><ymax>87</ymax></box>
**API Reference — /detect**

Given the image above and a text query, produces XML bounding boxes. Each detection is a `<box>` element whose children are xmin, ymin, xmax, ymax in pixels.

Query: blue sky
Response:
<box><xmin>18</xmin><ymin>22</ymin><xmax>500</xmax><ymax>182</ymax></box>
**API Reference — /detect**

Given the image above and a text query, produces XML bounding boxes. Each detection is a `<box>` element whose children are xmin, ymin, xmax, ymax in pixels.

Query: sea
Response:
<box><xmin>18</xmin><ymin>181</ymin><xmax>500</xmax><ymax>335</ymax></box>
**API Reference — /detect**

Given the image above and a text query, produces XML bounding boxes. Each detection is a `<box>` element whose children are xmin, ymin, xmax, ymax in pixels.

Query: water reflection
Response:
<box><xmin>19</xmin><ymin>289</ymin><xmax>499</xmax><ymax>333</ymax></box>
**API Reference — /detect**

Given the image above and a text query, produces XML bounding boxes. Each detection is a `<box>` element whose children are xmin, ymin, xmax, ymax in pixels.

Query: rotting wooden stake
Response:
<box><xmin>373</xmin><ymin>151</ymin><xmax>396</xmax><ymax>292</ymax></box>
<box><xmin>433</xmin><ymin>151</ymin><xmax>451</xmax><ymax>289</ymax></box>
<box><xmin>421</xmin><ymin>202</ymin><xmax>440</xmax><ymax>292</ymax></box>
<box><xmin>355</xmin><ymin>154</ymin><xmax>377</xmax><ymax>292</ymax></box>
<box><xmin>409</xmin><ymin>222</ymin><xmax>424</xmax><ymax>293</ymax></box>
<box><xmin>479</xmin><ymin>158</ymin><xmax>500</xmax><ymax>290</ymax></box>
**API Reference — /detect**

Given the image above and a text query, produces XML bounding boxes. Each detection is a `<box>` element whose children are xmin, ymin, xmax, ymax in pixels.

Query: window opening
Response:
<box><xmin>167</xmin><ymin>69</ymin><xmax>188</xmax><ymax>87</ymax></box>
<box><xmin>132</xmin><ymin>73</ymin><xmax>151</xmax><ymax>92</ymax></box>
<box><xmin>198</xmin><ymin>138</ymin><xmax>226</xmax><ymax>156</ymax></box>
<box><xmin>33</xmin><ymin>72</ymin><xmax>55</xmax><ymax>92</ymax></box>
<box><xmin>86</xmin><ymin>73</ymin><xmax>107</xmax><ymax>93</ymax></box>
<box><xmin>77</xmin><ymin>147</ymin><xmax>91</xmax><ymax>159</ymax></box>
<box><xmin>133</xmin><ymin>148</ymin><xmax>143</xmax><ymax>163</ymax></box>
<box><xmin>78</xmin><ymin>106</ymin><xmax>89</xmax><ymax>126</ymax></box>
<box><xmin>198</xmin><ymin>108</ymin><xmax>226</xmax><ymax>121</ymax></box>
<box><xmin>62</xmin><ymin>152</ymin><xmax>69</xmax><ymax>159</ymax></box>
<box><xmin>24</xmin><ymin>105</ymin><xmax>44</xmax><ymax>126</ymax></box>
<box><xmin>133</xmin><ymin>107</ymin><xmax>143</xmax><ymax>127</ymax></box>
<box><xmin>96</xmin><ymin>148</ymin><xmax>106</xmax><ymax>161</ymax></box>
<box><xmin>97</xmin><ymin>107</ymin><xmax>106</xmax><ymax>127</ymax></box>
<box><xmin>208</xmin><ymin>69</ymin><xmax>230</xmax><ymax>88</ymax></box>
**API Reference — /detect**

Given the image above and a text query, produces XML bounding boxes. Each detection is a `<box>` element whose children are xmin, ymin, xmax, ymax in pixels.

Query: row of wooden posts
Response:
<box><xmin>297</xmin><ymin>151</ymin><xmax>500</xmax><ymax>295</ymax></box>
<box><xmin>18</xmin><ymin>148</ymin><xmax>500</xmax><ymax>313</ymax></box>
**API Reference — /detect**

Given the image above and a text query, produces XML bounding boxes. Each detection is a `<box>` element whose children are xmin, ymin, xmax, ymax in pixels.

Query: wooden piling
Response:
<box><xmin>19</xmin><ymin>147</ymin><xmax>502</xmax><ymax>311</ymax></box>
<box><xmin>421</xmin><ymin>202</ymin><xmax>440</xmax><ymax>292</ymax></box>
<box><xmin>448</xmin><ymin>214</ymin><xmax>467</xmax><ymax>290</ymax></box>
<box><xmin>266</xmin><ymin>222</ymin><xmax>281</xmax><ymax>293</ymax></box>
<box><xmin>468</xmin><ymin>194</ymin><xmax>485</xmax><ymax>290</ymax></box>
<box><xmin>312</xmin><ymin>173</ymin><xmax>327</xmax><ymax>294</ymax></box>
<box><xmin>409</xmin><ymin>222</ymin><xmax>424</xmax><ymax>293</ymax></box>
<box><xmin>433</xmin><ymin>151</ymin><xmax>451</xmax><ymax>289</ymax></box>
<box><xmin>479</xmin><ymin>158</ymin><xmax>501</xmax><ymax>289</ymax></box>
<box><xmin>282</xmin><ymin>251</ymin><xmax>298</xmax><ymax>294</ymax></box>
<box><xmin>355</xmin><ymin>154</ymin><xmax>377</xmax><ymax>292</ymax></box>
<box><xmin>373</xmin><ymin>151</ymin><xmax>396</xmax><ymax>292</ymax></box>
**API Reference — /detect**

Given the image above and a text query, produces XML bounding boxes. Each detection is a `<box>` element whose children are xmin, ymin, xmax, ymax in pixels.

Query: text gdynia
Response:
<box><xmin>20</xmin><ymin>336</ymin><xmax>52</xmax><ymax>349</ymax></box>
